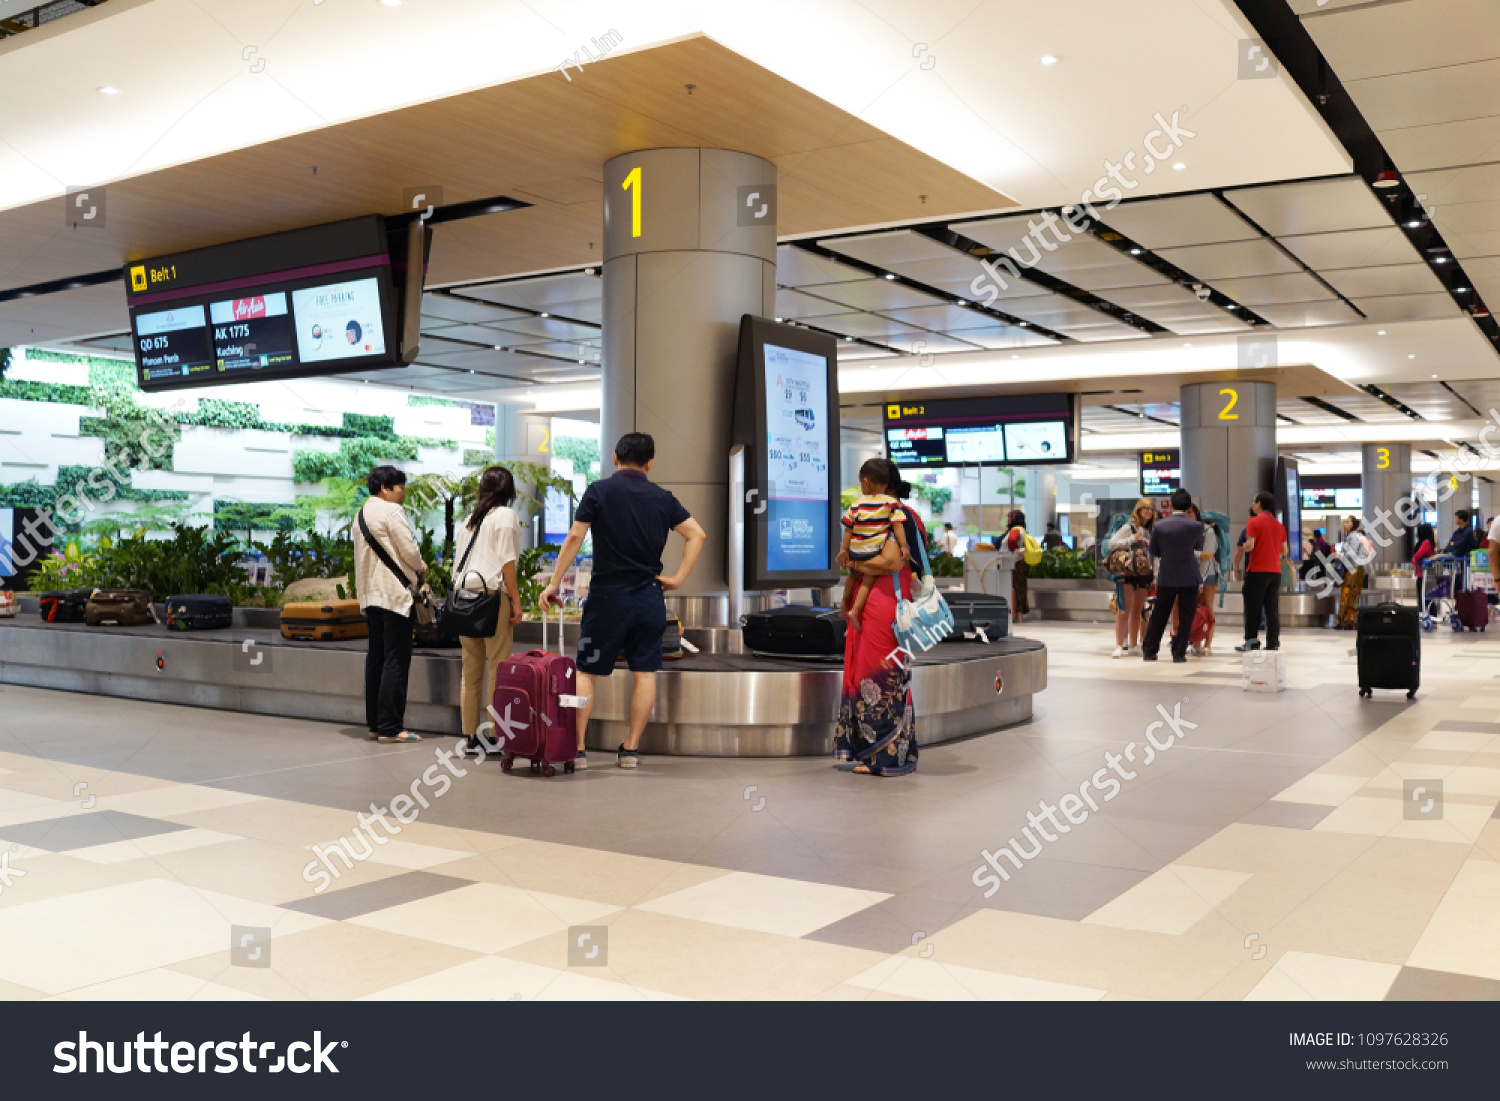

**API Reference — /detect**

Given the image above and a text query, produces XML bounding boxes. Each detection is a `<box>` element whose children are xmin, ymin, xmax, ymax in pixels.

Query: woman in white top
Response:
<box><xmin>454</xmin><ymin>466</ymin><xmax>525</xmax><ymax>752</ymax></box>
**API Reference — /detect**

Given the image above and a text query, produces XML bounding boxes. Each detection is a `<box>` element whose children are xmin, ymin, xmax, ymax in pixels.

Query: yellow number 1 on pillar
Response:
<box><xmin>622</xmin><ymin>166</ymin><xmax>642</xmax><ymax>238</ymax></box>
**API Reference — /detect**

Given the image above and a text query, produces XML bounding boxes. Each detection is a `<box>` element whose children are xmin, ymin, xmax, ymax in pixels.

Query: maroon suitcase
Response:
<box><xmin>482</xmin><ymin>605</ymin><xmax>582</xmax><ymax>777</ymax></box>
<box><xmin>1456</xmin><ymin>589</ymin><xmax>1488</xmax><ymax>632</ymax></box>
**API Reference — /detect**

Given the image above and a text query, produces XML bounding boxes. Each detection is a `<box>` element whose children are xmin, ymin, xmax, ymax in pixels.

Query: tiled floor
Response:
<box><xmin>2</xmin><ymin>620</ymin><xmax>1500</xmax><ymax>1000</ymax></box>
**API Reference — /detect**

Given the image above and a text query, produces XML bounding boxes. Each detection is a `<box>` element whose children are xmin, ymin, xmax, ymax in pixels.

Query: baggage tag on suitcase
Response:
<box><xmin>1242</xmin><ymin>649</ymin><xmax>1286</xmax><ymax>693</ymax></box>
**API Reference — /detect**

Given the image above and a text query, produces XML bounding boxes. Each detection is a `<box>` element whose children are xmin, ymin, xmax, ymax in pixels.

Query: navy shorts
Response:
<box><xmin>576</xmin><ymin>584</ymin><xmax>667</xmax><ymax>676</ymax></box>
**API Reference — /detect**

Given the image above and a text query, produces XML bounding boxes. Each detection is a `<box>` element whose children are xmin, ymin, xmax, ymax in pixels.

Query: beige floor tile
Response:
<box><xmin>316</xmin><ymin>837</ymin><xmax>475</xmax><ymax>872</ymax></box>
<box><xmin>1417</xmin><ymin>727</ymin><xmax>1500</xmax><ymax>751</ymax></box>
<box><xmin>165</xmin><ymin>798</ymin><xmax>376</xmax><ymax>847</ymax></box>
<box><xmin>810</xmin><ymin>983</ymin><xmax>918</xmax><ymax>1001</ymax></box>
<box><xmin>429</xmin><ymin>839</ymin><xmax>728</xmax><ymax>909</ymax></box>
<box><xmin>0</xmin><ymin>765</ymin><xmax>174</xmax><ymax>803</ymax></box>
<box><xmin>1360</xmin><ymin>762</ymin><xmax>1500</xmax><ymax>798</ymax></box>
<box><xmin>879</xmin><ymin>909</ymin><xmax>1243</xmax><ymax>1000</ymax></box>
<box><xmin>1267</xmin><ymin>872</ymin><xmax>1445</xmax><ymax>967</ymax></box>
<box><xmin>0</xmin><ymin>852</ymin><xmax>154</xmax><ymax>911</ymax></box>
<box><xmin>1271</xmin><ymin>772</ymin><xmax>1371</xmax><ymax>806</ymax></box>
<box><xmin>358</xmin><ymin>954</ymin><xmax>684</xmax><ymax>1001</ymax></box>
<box><xmin>68</xmin><ymin>828</ymin><xmax>242</xmax><ymax>865</ymax></box>
<box><xmin>635</xmin><ymin>870</ymin><xmax>889</xmax><ymax>938</ymax></box>
<box><xmin>349</xmin><ymin>881</ymin><xmax>620</xmax><ymax>955</ymax></box>
<box><xmin>501</xmin><ymin>909</ymin><xmax>888</xmax><ymax>1001</ymax></box>
<box><xmin>1314</xmin><ymin>796</ymin><xmax>1492</xmax><ymax>844</ymax></box>
<box><xmin>847</xmin><ymin>956</ymin><xmax>1106</xmax><ymax>1001</ymax></box>
<box><xmin>96</xmin><ymin>785</ymin><xmax>266</xmax><ymax>819</ymax></box>
<box><xmin>170</xmin><ymin>922</ymin><xmax>482</xmax><ymax>1000</ymax></box>
<box><xmin>1082</xmin><ymin>865</ymin><xmax>1252</xmax><ymax>936</ymax></box>
<box><xmin>0</xmin><ymin>791</ymin><xmax>74</xmax><ymax>824</ymax></box>
<box><xmin>111</xmin><ymin>837</ymin><xmax>404</xmax><ymax>904</ymax></box>
<box><xmin>0</xmin><ymin>878</ymin><xmax>327</xmax><ymax>995</ymax></box>
<box><xmin>374</xmin><ymin>823</ymin><xmax>527</xmax><ymax>856</ymax></box>
<box><xmin>1471</xmin><ymin>820</ymin><xmax>1500</xmax><ymax>861</ymax></box>
<box><xmin>0</xmin><ymin>977</ymin><xmax>47</xmax><ymax>1000</ymax></box>
<box><xmin>533</xmin><ymin>970</ymin><xmax>690</xmax><ymax>1001</ymax></box>
<box><xmin>1244</xmin><ymin>950</ymin><xmax>1400</xmax><ymax>1001</ymax></box>
<box><xmin>56</xmin><ymin>968</ymin><xmax>266</xmax><ymax>1001</ymax></box>
<box><xmin>1407</xmin><ymin>861</ymin><xmax>1500</xmax><ymax>981</ymax></box>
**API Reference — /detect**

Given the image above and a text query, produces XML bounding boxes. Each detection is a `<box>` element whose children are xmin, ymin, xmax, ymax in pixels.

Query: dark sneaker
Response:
<box><xmin>1172</xmin><ymin>654</ymin><xmax>1188</xmax><ymax>664</ymax></box>
<box><xmin>576</xmin><ymin>750</ymin><xmax>587</xmax><ymax>771</ymax></box>
<box><xmin>1142</xmin><ymin>653</ymin><xmax>1158</xmax><ymax>662</ymax></box>
<box><xmin>463</xmin><ymin>736</ymin><xmax>481</xmax><ymax>756</ymax></box>
<box><xmin>1235</xmin><ymin>641</ymin><xmax>1261</xmax><ymax>653</ymax></box>
<box><xmin>617</xmin><ymin>744</ymin><xmax>639</xmax><ymax>769</ymax></box>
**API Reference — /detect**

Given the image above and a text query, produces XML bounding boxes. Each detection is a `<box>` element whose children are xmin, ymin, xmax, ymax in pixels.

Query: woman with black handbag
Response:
<box><xmin>452</xmin><ymin>466</ymin><xmax>525</xmax><ymax>754</ymax></box>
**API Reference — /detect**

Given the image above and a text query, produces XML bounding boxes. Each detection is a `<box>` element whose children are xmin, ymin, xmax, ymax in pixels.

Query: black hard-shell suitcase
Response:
<box><xmin>942</xmin><ymin>591</ymin><xmax>1009</xmax><ymax>642</ymax></box>
<box><xmin>1356</xmin><ymin>601</ymin><xmax>1420</xmax><ymax>700</ymax></box>
<box><xmin>742</xmin><ymin>605</ymin><xmax>845</xmax><ymax>659</ymax></box>
<box><xmin>38</xmin><ymin>589</ymin><xmax>90</xmax><ymax>623</ymax></box>
<box><xmin>164</xmin><ymin>593</ymin><xmax>233</xmax><ymax>631</ymax></box>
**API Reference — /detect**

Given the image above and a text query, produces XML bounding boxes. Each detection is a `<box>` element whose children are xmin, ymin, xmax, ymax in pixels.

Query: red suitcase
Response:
<box><xmin>1189</xmin><ymin>603</ymin><xmax>1215</xmax><ymax>646</ymax></box>
<box><xmin>482</xmin><ymin>605</ymin><xmax>583</xmax><ymax>777</ymax></box>
<box><xmin>1456</xmin><ymin>589</ymin><xmax>1488</xmax><ymax>633</ymax></box>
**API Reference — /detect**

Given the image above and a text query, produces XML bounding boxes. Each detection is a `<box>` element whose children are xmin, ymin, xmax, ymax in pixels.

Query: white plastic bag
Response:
<box><xmin>1242</xmin><ymin>648</ymin><xmax>1286</xmax><ymax>693</ymax></box>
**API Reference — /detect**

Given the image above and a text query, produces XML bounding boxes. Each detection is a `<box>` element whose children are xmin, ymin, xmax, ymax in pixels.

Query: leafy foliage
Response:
<box><xmin>550</xmin><ymin>435</ymin><xmax>601</xmax><ymax>484</ymax></box>
<box><xmin>1029</xmin><ymin>547</ymin><xmax>1098</xmax><ymax>580</ymax></box>
<box><xmin>253</xmin><ymin>530</ymin><xmax>356</xmax><ymax>586</ymax></box>
<box><xmin>517</xmin><ymin>543</ymin><xmax>559</xmax><ymax>613</ymax></box>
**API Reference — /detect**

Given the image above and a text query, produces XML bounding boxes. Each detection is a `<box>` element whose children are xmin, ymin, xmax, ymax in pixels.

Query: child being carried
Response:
<box><xmin>838</xmin><ymin>469</ymin><xmax>910</xmax><ymax>631</ymax></box>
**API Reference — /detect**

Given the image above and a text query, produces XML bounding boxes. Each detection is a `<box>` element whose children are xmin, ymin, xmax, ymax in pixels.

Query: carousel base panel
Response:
<box><xmin>0</xmin><ymin>618</ymin><xmax>1046</xmax><ymax>758</ymax></box>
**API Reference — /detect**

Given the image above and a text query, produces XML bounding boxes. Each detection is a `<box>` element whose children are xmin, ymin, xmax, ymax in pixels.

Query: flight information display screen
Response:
<box><xmin>763</xmin><ymin>343</ymin><xmax>831</xmax><ymax>573</ymax></box>
<box><xmin>1139</xmin><ymin>449</ymin><xmax>1181</xmax><ymax>496</ymax></box>
<box><xmin>127</xmin><ymin>217</ymin><xmax>401</xmax><ymax>392</ymax></box>
<box><xmin>882</xmin><ymin>392</ymin><xmax>1075</xmax><ymax>466</ymax></box>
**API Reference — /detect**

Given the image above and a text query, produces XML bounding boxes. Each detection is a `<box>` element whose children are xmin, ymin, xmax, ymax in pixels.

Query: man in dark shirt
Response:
<box><xmin>1444</xmin><ymin>510</ymin><xmax>1479</xmax><ymax>557</ymax></box>
<box><xmin>541</xmin><ymin>432</ymin><xmax>707</xmax><ymax>769</ymax></box>
<box><xmin>1141</xmin><ymin>488</ymin><xmax>1205</xmax><ymax>663</ymax></box>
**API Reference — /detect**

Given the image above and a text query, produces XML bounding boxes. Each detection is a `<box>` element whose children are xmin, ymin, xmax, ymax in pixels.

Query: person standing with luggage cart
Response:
<box><xmin>539</xmin><ymin>433</ymin><xmax>707</xmax><ymax>770</ymax></box>
<box><xmin>353</xmin><ymin>466</ymin><xmax>429</xmax><ymax>744</ymax></box>
<box><xmin>1236</xmin><ymin>492</ymin><xmax>1289</xmax><ymax>653</ymax></box>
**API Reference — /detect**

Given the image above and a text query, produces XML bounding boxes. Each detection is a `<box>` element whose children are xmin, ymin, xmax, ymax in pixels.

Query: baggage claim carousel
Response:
<box><xmin>0</xmin><ymin>600</ymin><xmax>1046</xmax><ymax>757</ymax></box>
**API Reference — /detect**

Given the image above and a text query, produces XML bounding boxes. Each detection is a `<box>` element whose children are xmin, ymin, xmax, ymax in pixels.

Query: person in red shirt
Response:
<box><xmin>1236</xmin><ymin>491</ymin><xmax>1289</xmax><ymax>652</ymax></box>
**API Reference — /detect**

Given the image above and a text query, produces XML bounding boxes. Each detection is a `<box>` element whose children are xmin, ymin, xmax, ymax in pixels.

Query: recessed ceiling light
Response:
<box><xmin>1408</xmin><ymin>354</ymin><xmax>1416</xmax><ymax>359</ymax></box>
<box><xmin>469</xmin><ymin>370</ymin><xmax>476</xmax><ymax>374</ymax></box>
<box><xmin>1011</xmin><ymin>354</ymin><xmax>1019</xmax><ymax>359</ymax></box>
<box><xmin>1227</xmin><ymin>304</ymin><xmax>1238</xmax><ymax>310</ymax></box>
<box><xmin>1377</xmin><ymin>330</ymin><xmax>1386</xmax><ymax>336</ymax></box>
<box><xmin>1183</xmin><ymin>342</ymin><xmax>1193</xmax><ymax>347</ymax></box>
<box><xmin>1172</xmin><ymin>163</ymin><xmax>1186</xmax><ymax>171</ymax></box>
<box><xmin>956</xmin><ymin>298</ymin><xmax>968</xmax><ymax>306</ymax></box>
<box><xmin>1039</xmin><ymin>55</ymin><xmax>1058</xmax><ymax>65</ymax></box>
<box><xmin>1435</xmin><ymin>257</ymin><xmax>1449</xmax><ymax>264</ymax></box>
<box><xmin>1128</xmin><ymin>248</ymin><xmax>1142</xmax><ymax>255</ymax></box>
<box><xmin>539</xmin><ymin>311</ymin><xmax>550</xmax><ymax>317</ymax></box>
<box><xmin>883</xmin><ymin>273</ymin><xmax>896</xmax><ymax>281</ymax></box>
<box><xmin>844</xmin><ymin>336</ymin><xmax>853</xmax><ymax>342</ymax></box>
<box><xmin>1457</xmin><ymin>286</ymin><xmax>1470</xmax><ymax>292</ymax></box>
<box><xmin>97</xmin><ymin>86</ymin><xmax>119</xmax><ymax>95</ymax></box>
<box><xmin>1407</xmin><ymin>220</ymin><xmax>1421</xmax><ymax>228</ymax></box>
<box><xmin>775</xmin><ymin>317</ymin><xmax>784</xmax><ymax>322</ymax></box>
<box><xmin>1018</xmin><ymin>321</ymin><xmax>1028</xmax><ymax>327</ymax></box>
<box><xmin>1373</xmin><ymin>169</ymin><xmax>1400</xmax><ymax>188</ymax></box>
<box><xmin>1432</xmin><ymin>374</ymin><xmax>1438</xmax><ymax>378</ymax></box>
<box><xmin>493</xmin><ymin>345</ymin><xmax>502</xmax><ymax>350</ymax></box>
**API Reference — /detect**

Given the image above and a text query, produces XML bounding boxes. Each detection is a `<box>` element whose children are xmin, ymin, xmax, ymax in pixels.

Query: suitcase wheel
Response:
<box><xmin>529</xmin><ymin>760</ymin><xmax>540</xmax><ymax>774</ymax></box>
<box><xmin>1359</xmin><ymin>687</ymin><xmax>1371</xmax><ymax>699</ymax></box>
<box><xmin>1407</xmin><ymin>690</ymin><xmax>1417</xmax><ymax>700</ymax></box>
<box><xmin>500</xmin><ymin>756</ymin><xmax>514</xmax><ymax>773</ymax></box>
<box><xmin>564</xmin><ymin>761</ymin><xmax>575</xmax><ymax>774</ymax></box>
<box><xmin>542</xmin><ymin>762</ymin><xmax>556</xmax><ymax>778</ymax></box>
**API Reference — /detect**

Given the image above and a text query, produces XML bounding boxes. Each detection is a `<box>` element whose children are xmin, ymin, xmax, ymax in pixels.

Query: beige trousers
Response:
<box><xmin>460</xmin><ymin>593</ymin><xmax>515</xmax><ymax>740</ymax></box>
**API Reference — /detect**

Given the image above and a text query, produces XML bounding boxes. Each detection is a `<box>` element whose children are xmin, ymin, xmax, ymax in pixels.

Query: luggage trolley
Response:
<box><xmin>1419</xmin><ymin>555</ymin><xmax>1467</xmax><ymax>632</ymax></box>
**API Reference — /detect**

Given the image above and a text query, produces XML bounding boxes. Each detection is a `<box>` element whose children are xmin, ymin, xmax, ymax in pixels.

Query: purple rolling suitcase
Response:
<box><xmin>482</xmin><ymin>605</ymin><xmax>583</xmax><ymax>777</ymax></box>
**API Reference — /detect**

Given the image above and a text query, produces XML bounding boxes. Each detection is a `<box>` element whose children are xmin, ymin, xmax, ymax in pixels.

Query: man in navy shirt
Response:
<box><xmin>541</xmin><ymin>432</ymin><xmax>706</xmax><ymax>769</ymax></box>
<box><xmin>1141</xmin><ymin>488</ymin><xmax>1205</xmax><ymax>663</ymax></box>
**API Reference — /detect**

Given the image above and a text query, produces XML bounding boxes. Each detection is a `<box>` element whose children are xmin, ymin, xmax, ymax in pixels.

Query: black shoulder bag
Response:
<box><xmin>358</xmin><ymin>505</ymin><xmax>436</xmax><ymax>627</ymax></box>
<box><xmin>438</xmin><ymin>524</ymin><xmax>503</xmax><ymax>639</ymax></box>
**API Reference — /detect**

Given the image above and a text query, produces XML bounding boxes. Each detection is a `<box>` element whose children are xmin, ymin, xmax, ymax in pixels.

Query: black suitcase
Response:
<box><xmin>942</xmin><ymin>591</ymin><xmax>1009</xmax><ymax>642</ymax></box>
<box><xmin>1356</xmin><ymin>601</ymin><xmax>1420</xmax><ymax>700</ymax></box>
<box><xmin>741</xmin><ymin>605</ymin><xmax>845</xmax><ymax>659</ymax></box>
<box><xmin>164</xmin><ymin>593</ymin><xmax>234</xmax><ymax>631</ymax></box>
<box><xmin>38</xmin><ymin>589</ymin><xmax>90</xmax><ymax>623</ymax></box>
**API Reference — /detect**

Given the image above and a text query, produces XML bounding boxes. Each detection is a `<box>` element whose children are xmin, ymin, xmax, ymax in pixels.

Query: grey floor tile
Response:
<box><xmin>803</xmin><ymin>895</ymin><xmax>978</xmax><ymax>954</ymax></box>
<box><xmin>910</xmin><ymin>853</ymin><xmax>1151</xmax><ymax>920</ymax></box>
<box><xmin>1386</xmin><ymin>966</ymin><xmax>1500</xmax><ymax>1001</ymax></box>
<box><xmin>0</xmin><ymin>810</ymin><xmax>188</xmax><ymax>853</ymax></box>
<box><xmin>1238</xmin><ymin>801</ymin><xmax>1337</xmax><ymax>830</ymax></box>
<box><xmin>280</xmin><ymin>871</ymin><xmax>473</xmax><ymax>920</ymax></box>
<box><xmin>1435</xmin><ymin>720</ymin><xmax>1500</xmax><ymax>733</ymax></box>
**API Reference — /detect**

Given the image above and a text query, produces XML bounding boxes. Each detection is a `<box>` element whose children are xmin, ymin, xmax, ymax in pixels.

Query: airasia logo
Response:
<box><xmin>233</xmin><ymin>297</ymin><xmax>267</xmax><ymax>320</ymax></box>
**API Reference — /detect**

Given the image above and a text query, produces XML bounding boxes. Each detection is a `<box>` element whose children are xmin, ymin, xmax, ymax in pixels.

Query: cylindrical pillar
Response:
<box><xmin>1477</xmin><ymin>479</ymin><xmax>1498</xmax><ymax>528</ymax></box>
<box><xmin>601</xmin><ymin>149</ymin><xmax>777</xmax><ymax>618</ymax></box>
<box><xmin>1362</xmin><ymin>443</ymin><xmax>1413</xmax><ymax>570</ymax></box>
<box><xmin>1179</xmin><ymin>380</ymin><xmax>1277</xmax><ymax>544</ymax></box>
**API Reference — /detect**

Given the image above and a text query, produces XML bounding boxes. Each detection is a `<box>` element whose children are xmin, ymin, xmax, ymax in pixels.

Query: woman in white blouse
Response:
<box><xmin>455</xmin><ymin>466</ymin><xmax>525</xmax><ymax>752</ymax></box>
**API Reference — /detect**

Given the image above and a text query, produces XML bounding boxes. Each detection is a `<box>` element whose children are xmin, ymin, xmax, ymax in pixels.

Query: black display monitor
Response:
<box><xmin>882</xmin><ymin>392</ymin><xmax>1076</xmax><ymax>466</ymax></box>
<box><xmin>1276</xmin><ymin>456</ymin><xmax>1302</xmax><ymax>563</ymax></box>
<box><xmin>732</xmin><ymin>317</ymin><xmax>841</xmax><ymax>591</ymax></box>
<box><xmin>1139</xmin><ymin>449</ymin><xmax>1181</xmax><ymax>497</ymax></box>
<box><xmin>126</xmin><ymin>216</ymin><xmax>423</xmax><ymax>392</ymax></box>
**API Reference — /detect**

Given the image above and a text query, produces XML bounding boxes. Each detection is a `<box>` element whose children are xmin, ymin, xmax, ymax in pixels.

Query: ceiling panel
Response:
<box><xmin>459</xmin><ymin>274</ymin><xmax>602</xmax><ymax>323</ymax></box>
<box><xmin>1329</xmin><ymin>393</ymin><xmax>1414</xmax><ymax>423</ymax></box>
<box><xmin>1095</xmin><ymin>283</ymin><xmax>1250</xmax><ymax>332</ymax></box>
<box><xmin>523</xmin><ymin>341</ymin><xmax>603</xmax><ymax>362</ymax></box>
<box><xmin>421</xmin><ymin>293</ymin><xmax>528</xmax><ymax>325</ymax></box>
<box><xmin>1349</xmin><ymin>294</ymin><xmax>1462</xmax><ymax>322</ymax></box>
<box><xmin>1223</xmin><ymin>177</ymin><xmax>1393</xmax><ymax>237</ymax></box>
<box><xmin>1336</xmin><ymin>57</ymin><xmax>1500</xmax><ymax>132</ymax></box>
<box><xmin>1448</xmin><ymin>229</ymin><xmax>1500</xmax><ymax>261</ymax></box>
<box><xmin>878</xmin><ymin>303</ymin><xmax>1005</xmax><ymax>331</ymax></box>
<box><xmin>1154</xmin><ymin>239</ymin><xmax>1303</xmax><ymax>280</ymax></box>
<box><xmin>836</xmin><ymin>344</ymin><xmax>899</xmax><ymax>361</ymax></box>
<box><xmin>1253</xmin><ymin>300</ymin><xmax>1363</xmax><ymax>328</ymax></box>
<box><xmin>995</xmin><ymin>293</ymin><xmax>1113</xmax><ymax>330</ymax></box>
<box><xmin>1403</xmin><ymin>163</ymin><xmax>1500</xmax><ymax>210</ymax></box>
<box><xmin>1064</xmin><ymin>325</ymin><xmax>1152</xmax><ymax>343</ymax></box>
<box><xmin>797</xmin><ymin>278</ymin><xmax>944</xmax><ymax>312</ymax></box>
<box><xmin>413</xmin><ymin>347</ymin><xmax>561</xmax><ymax>374</ymax></box>
<box><xmin>952</xmin><ymin>215</ymin><xmax>1036</xmax><ymax>257</ymax></box>
<box><xmin>1381</xmin><ymin>115</ymin><xmax>1500</xmax><ymax>174</ymax></box>
<box><xmin>487</xmin><ymin>315</ymin><xmax>600</xmax><ymax>341</ymax></box>
<box><xmin>1207</xmin><ymin>272</ymin><xmax>1335</xmax><ymax>306</ymax></box>
<box><xmin>1319</xmin><ymin>263</ymin><xmax>1447</xmax><ymax>298</ymax></box>
<box><xmin>1028</xmin><ymin>237</ymin><xmax>1172</xmax><ymax>291</ymax></box>
<box><xmin>1097</xmin><ymin>194</ymin><xmax>1260</xmax><ymax>249</ymax></box>
<box><xmin>776</xmin><ymin>246</ymin><xmax>869</xmax><ymax>287</ymax></box>
<box><xmin>1160</xmin><ymin>316</ymin><xmax>1254</xmax><ymax>335</ymax></box>
<box><xmin>943</xmin><ymin>324</ymin><xmax>1059</xmax><ymax>349</ymax></box>
<box><xmin>774</xmin><ymin>288</ymin><xmax>848</xmax><ymax>320</ymax></box>
<box><xmin>885</xmin><ymin>332</ymin><xmax>987</xmax><ymax>355</ymax></box>
<box><xmin>818</xmin><ymin>229</ymin><xmax>958</xmax><ymax>268</ymax></box>
<box><xmin>807</xmin><ymin>313</ymin><xmax>931</xmax><ymax>342</ymax></box>
<box><xmin>1277</xmin><ymin>227</ymin><xmax>1425</xmax><ymax>270</ymax></box>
